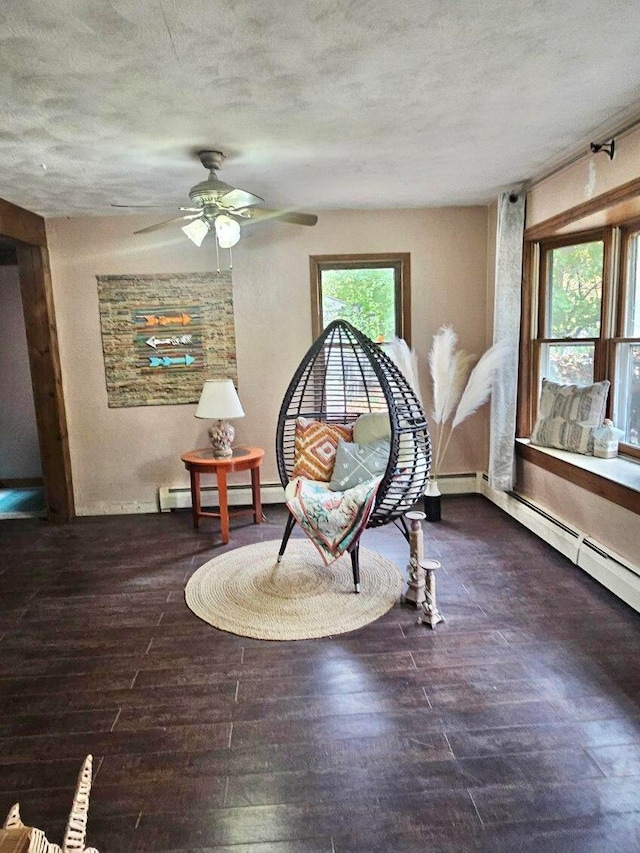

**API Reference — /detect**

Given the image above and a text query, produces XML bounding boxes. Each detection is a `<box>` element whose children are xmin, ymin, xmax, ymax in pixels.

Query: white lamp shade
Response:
<box><xmin>195</xmin><ymin>379</ymin><xmax>245</xmax><ymax>419</ymax></box>
<box><xmin>182</xmin><ymin>218</ymin><xmax>211</xmax><ymax>246</ymax></box>
<box><xmin>214</xmin><ymin>214</ymin><xmax>241</xmax><ymax>248</ymax></box>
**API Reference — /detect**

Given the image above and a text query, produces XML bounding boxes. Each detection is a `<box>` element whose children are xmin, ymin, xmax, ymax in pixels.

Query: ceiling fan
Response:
<box><xmin>115</xmin><ymin>150</ymin><xmax>318</xmax><ymax>250</ymax></box>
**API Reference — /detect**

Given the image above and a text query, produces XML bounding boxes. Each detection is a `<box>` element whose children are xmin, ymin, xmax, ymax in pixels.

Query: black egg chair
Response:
<box><xmin>276</xmin><ymin>320</ymin><xmax>431</xmax><ymax>591</ymax></box>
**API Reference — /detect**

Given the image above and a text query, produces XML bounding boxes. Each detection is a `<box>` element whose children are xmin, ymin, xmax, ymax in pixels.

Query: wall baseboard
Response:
<box><xmin>481</xmin><ymin>475</ymin><xmax>640</xmax><ymax>614</ymax></box>
<box><xmin>158</xmin><ymin>482</ymin><xmax>286</xmax><ymax>513</ymax></box>
<box><xmin>76</xmin><ymin>500</ymin><xmax>159</xmax><ymax>516</ymax></box>
<box><xmin>156</xmin><ymin>472</ymin><xmax>479</xmax><ymax>514</ymax></box>
<box><xmin>432</xmin><ymin>473</ymin><xmax>479</xmax><ymax>495</ymax></box>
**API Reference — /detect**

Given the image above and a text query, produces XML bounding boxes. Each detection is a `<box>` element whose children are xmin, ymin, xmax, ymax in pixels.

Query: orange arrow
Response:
<box><xmin>143</xmin><ymin>313</ymin><xmax>192</xmax><ymax>327</ymax></box>
<box><xmin>158</xmin><ymin>313</ymin><xmax>192</xmax><ymax>326</ymax></box>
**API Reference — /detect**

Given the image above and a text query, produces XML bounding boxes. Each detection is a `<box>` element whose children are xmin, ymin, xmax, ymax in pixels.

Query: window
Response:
<box><xmin>536</xmin><ymin>234</ymin><xmax>605</xmax><ymax>386</ymax></box>
<box><xmin>523</xmin><ymin>223</ymin><xmax>640</xmax><ymax>459</ymax></box>
<box><xmin>310</xmin><ymin>253</ymin><xmax>410</xmax><ymax>344</ymax></box>
<box><xmin>616</xmin><ymin>225</ymin><xmax>640</xmax><ymax>447</ymax></box>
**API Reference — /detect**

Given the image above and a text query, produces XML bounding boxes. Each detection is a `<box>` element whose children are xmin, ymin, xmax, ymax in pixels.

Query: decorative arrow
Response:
<box><xmin>148</xmin><ymin>354</ymin><xmax>196</xmax><ymax>367</ymax></box>
<box><xmin>142</xmin><ymin>313</ymin><xmax>192</xmax><ymax>327</ymax></box>
<box><xmin>145</xmin><ymin>335</ymin><xmax>193</xmax><ymax>349</ymax></box>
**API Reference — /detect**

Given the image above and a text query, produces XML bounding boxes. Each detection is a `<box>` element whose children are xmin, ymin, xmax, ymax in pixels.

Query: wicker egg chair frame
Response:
<box><xmin>276</xmin><ymin>320</ymin><xmax>431</xmax><ymax>592</ymax></box>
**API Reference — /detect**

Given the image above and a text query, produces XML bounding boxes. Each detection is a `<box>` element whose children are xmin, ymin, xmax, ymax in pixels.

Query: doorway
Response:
<box><xmin>0</xmin><ymin>197</ymin><xmax>74</xmax><ymax>522</ymax></box>
<box><xmin>0</xmin><ymin>239</ymin><xmax>46</xmax><ymax>518</ymax></box>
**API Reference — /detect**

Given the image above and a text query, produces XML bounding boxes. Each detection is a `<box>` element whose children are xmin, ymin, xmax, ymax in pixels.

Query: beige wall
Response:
<box><xmin>0</xmin><ymin>264</ymin><xmax>41</xmax><ymax>479</ymax></box>
<box><xmin>46</xmin><ymin>207</ymin><xmax>489</xmax><ymax>515</ymax></box>
<box><xmin>527</xmin><ymin>125</ymin><xmax>640</xmax><ymax>228</ymax></box>
<box><xmin>517</xmin><ymin>458</ymin><xmax>640</xmax><ymax>566</ymax></box>
<box><xmin>520</xmin><ymin>129</ymin><xmax>640</xmax><ymax>567</ymax></box>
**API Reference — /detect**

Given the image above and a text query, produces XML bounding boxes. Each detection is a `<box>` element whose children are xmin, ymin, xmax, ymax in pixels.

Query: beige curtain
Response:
<box><xmin>489</xmin><ymin>191</ymin><xmax>526</xmax><ymax>491</ymax></box>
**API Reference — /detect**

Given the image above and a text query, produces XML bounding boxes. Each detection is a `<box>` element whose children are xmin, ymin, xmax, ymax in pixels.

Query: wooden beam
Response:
<box><xmin>0</xmin><ymin>198</ymin><xmax>46</xmax><ymax>246</ymax></box>
<box><xmin>16</xmin><ymin>243</ymin><xmax>75</xmax><ymax>522</ymax></box>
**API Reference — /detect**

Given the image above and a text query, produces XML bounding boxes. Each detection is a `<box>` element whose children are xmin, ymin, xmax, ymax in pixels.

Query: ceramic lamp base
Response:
<box><xmin>208</xmin><ymin>420</ymin><xmax>235</xmax><ymax>458</ymax></box>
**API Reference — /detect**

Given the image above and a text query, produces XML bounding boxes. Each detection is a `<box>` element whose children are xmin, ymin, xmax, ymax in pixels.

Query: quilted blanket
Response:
<box><xmin>286</xmin><ymin>477</ymin><xmax>381</xmax><ymax>565</ymax></box>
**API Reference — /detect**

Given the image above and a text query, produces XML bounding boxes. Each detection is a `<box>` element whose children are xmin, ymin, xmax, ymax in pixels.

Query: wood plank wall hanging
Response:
<box><xmin>97</xmin><ymin>271</ymin><xmax>237</xmax><ymax>407</ymax></box>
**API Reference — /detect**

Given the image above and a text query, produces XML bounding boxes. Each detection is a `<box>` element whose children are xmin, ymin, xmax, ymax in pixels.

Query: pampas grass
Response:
<box><xmin>428</xmin><ymin>327</ymin><xmax>507</xmax><ymax>477</ymax></box>
<box><xmin>388</xmin><ymin>330</ymin><xmax>506</xmax><ymax>481</ymax></box>
<box><xmin>388</xmin><ymin>337</ymin><xmax>423</xmax><ymax>406</ymax></box>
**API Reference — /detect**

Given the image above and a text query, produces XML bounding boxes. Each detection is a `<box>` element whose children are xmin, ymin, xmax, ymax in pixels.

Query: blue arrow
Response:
<box><xmin>149</xmin><ymin>354</ymin><xmax>196</xmax><ymax>368</ymax></box>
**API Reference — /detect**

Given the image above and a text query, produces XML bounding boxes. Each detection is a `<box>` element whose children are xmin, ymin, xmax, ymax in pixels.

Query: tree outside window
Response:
<box><xmin>310</xmin><ymin>254</ymin><xmax>410</xmax><ymax>344</ymax></box>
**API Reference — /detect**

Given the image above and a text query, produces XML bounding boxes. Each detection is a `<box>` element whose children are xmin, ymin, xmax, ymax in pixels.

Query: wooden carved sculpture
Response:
<box><xmin>404</xmin><ymin>510</ymin><xmax>427</xmax><ymax>607</ymax></box>
<box><xmin>402</xmin><ymin>509</ymin><xmax>444</xmax><ymax>628</ymax></box>
<box><xmin>0</xmin><ymin>756</ymin><xmax>98</xmax><ymax>853</ymax></box>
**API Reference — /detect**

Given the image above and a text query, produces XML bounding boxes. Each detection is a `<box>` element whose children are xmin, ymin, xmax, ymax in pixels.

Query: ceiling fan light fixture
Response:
<box><xmin>214</xmin><ymin>214</ymin><xmax>241</xmax><ymax>249</ymax></box>
<box><xmin>182</xmin><ymin>217</ymin><xmax>210</xmax><ymax>246</ymax></box>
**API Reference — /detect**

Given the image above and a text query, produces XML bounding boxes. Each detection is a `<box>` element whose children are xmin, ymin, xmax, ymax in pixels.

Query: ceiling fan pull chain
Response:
<box><xmin>229</xmin><ymin>246</ymin><xmax>233</xmax><ymax>269</ymax></box>
<box><xmin>215</xmin><ymin>236</ymin><xmax>221</xmax><ymax>274</ymax></box>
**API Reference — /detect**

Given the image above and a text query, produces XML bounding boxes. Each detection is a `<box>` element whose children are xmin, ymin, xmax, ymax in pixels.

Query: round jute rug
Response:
<box><xmin>184</xmin><ymin>539</ymin><xmax>404</xmax><ymax>641</ymax></box>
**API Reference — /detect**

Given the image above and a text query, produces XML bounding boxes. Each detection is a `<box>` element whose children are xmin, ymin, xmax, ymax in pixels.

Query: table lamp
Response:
<box><xmin>195</xmin><ymin>379</ymin><xmax>245</xmax><ymax>458</ymax></box>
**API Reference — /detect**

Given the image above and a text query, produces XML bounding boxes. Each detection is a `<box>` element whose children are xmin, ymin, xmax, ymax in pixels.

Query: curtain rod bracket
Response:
<box><xmin>590</xmin><ymin>139</ymin><xmax>615</xmax><ymax>160</ymax></box>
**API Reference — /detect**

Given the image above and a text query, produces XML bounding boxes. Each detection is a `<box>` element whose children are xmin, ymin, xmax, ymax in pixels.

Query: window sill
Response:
<box><xmin>516</xmin><ymin>439</ymin><xmax>640</xmax><ymax>515</ymax></box>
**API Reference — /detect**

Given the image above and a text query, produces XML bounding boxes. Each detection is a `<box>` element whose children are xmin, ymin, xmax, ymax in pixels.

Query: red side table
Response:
<box><xmin>181</xmin><ymin>446</ymin><xmax>264</xmax><ymax>543</ymax></box>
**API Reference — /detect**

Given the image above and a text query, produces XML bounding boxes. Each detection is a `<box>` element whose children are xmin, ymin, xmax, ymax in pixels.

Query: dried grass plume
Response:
<box><xmin>428</xmin><ymin>327</ymin><xmax>507</xmax><ymax>477</ymax></box>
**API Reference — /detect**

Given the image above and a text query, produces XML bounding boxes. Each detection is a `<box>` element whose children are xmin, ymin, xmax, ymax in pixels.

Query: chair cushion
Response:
<box><xmin>292</xmin><ymin>417</ymin><xmax>354</xmax><ymax>481</ymax></box>
<box><xmin>530</xmin><ymin>378</ymin><xmax>610</xmax><ymax>455</ymax></box>
<box><xmin>328</xmin><ymin>438</ymin><xmax>391</xmax><ymax>491</ymax></box>
<box><xmin>353</xmin><ymin>412</ymin><xmax>391</xmax><ymax>444</ymax></box>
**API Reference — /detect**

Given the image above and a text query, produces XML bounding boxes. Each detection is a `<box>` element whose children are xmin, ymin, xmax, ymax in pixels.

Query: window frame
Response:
<box><xmin>309</xmin><ymin>253</ymin><xmax>411</xmax><ymax>344</ymax></box>
<box><xmin>519</xmin><ymin>223</ymin><xmax>640</xmax><ymax>462</ymax></box>
<box><xmin>534</xmin><ymin>228</ymin><xmax>610</xmax><ymax>394</ymax></box>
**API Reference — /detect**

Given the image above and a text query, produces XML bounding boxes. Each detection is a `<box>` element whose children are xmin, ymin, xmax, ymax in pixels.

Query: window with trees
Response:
<box><xmin>536</xmin><ymin>234</ymin><xmax>604</xmax><ymax>386</ymax></box>
<box><xmin>524</xmin><ymin>225</ymin><xmax>640</xmax><ymax>458</ymax></box>
<box><xmin>309</xmin><ymin>253</ymin><xmax>410</xmax><ymax>344</ymax></box>
<box><xmin>617</xmin><ymin>224</ymin><xmax>640</xmax><ymax>448</ymax></box>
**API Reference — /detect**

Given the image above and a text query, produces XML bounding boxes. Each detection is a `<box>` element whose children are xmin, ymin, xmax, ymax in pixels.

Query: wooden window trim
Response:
<box><xmin>523</xmin><ymin>230</ymin><xmax>609</xmax><ymax>433</ymax></box>
<box><xmin>524</xmin><ymin>176</ymin><xmax>640</xmax><ymax>242</ymax></box>
<box><xmin>309</xmin><ymin>253</ymin><xmax>411</xmax><ymax>344</ymax></box>
<box><xmin>516</xmin><ymin>441</ymin><xmax>640</xmax><ymax>516</ymax></box>
<box><xmin>520</xmin><ymin>223</ymin><xmax>640</xmax><ymax>466</ymax></box>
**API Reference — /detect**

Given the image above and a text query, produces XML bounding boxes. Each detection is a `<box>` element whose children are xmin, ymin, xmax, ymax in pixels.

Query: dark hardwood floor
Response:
<box><xmin>1</xmin><ymin>496</ymin><xmax>640</xmax><ymax>852</ymax></box>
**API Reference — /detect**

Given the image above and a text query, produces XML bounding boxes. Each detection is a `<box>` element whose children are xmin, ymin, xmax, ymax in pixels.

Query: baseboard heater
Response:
<box><xmin>158</xmin><ymin>472</ymin><xmax>478</xmax><ymax>514</ymax></box>
<box><xmin>481</xmin><ymin>474</ymin><xmax>640</xmax><ymax>614</ymax></box>
<box><xmin>158</xmin><ymin>482</ymin><xmax>286</xmax><ymax>513</ymax></box>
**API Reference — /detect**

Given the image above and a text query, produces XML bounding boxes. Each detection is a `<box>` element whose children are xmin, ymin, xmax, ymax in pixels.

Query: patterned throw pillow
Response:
<box><xmin>530</xmin><ymin>379</ymin><xmax>610</xmax><ymax>455</ymax></box>
<box><xmin>292</xmin><ymin>418</ymin><xmax>353</xmax><ymax>481</ymax></box>
<box><xmin>328</xmin><ymin>438</ymin><xmax>391</xmax><ymax>491</ymax></box>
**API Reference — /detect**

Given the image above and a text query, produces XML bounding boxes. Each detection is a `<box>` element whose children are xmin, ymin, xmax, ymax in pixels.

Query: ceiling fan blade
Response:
<box><xmin>112</xmin><ymin>203</ymin><xmax>203</xmax><ymax>212</ymax></box>
<box><xmin>238</xmin><ymin>208</ymin><xmax>318</xmax><ymax>226</ymax></box>
<box><xmin>134</xmin><ymin>213</ymin><xmax>202</xmax><ymax>235</ymax></box>
<box><xmin>217</xmin><ymin>188</ymin><xmax>265</xmax><ymax>209</ymax></box>
<box><xmin>111</xmin><ymin>203</ymin><xmax>171</xmax><ymax>208</ymax></box>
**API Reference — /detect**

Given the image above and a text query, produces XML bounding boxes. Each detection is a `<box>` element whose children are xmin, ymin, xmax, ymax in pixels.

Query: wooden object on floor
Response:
<box><xmin>403</xmin><ymin>510</ymin><xmax>427</xmax><ymax>607</ymax></box>
<box><xmin>0</xmin><ymin>756</ymin><xmax>98</xmax><ymax>853</ymax></box>
<box><xmin>181</xmin><ymin>446</ymin><xmax>264</xmax><ymax>544</ymax></box>
<box><xmin>418</xmin><ymin>557</ymin><xmax>445</xmax><ymax>629</ymax></box>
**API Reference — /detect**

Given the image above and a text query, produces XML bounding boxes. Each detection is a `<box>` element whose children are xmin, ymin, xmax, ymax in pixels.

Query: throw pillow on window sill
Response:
<box><xmin>530</xmin><ymin>378</ymin><xmax>610</xmax><ymax>455</ymax></box>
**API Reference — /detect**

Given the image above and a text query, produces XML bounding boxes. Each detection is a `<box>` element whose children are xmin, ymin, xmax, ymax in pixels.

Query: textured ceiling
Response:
<box><xmin>2</xmin><ymin>0</ymin><xmax>640</xmax><ymax>217</ymax></box>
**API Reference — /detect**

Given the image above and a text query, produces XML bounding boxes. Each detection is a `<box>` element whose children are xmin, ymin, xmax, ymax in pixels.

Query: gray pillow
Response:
<box><xmin>530</xmin><ymin>378</ymin><xmax>610</xmax><ymax>455</ymax></box>
<box><xmin>328</xmin><ymin>438</ymin><xmax>390</xmax><ymax>491</ymax></box>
